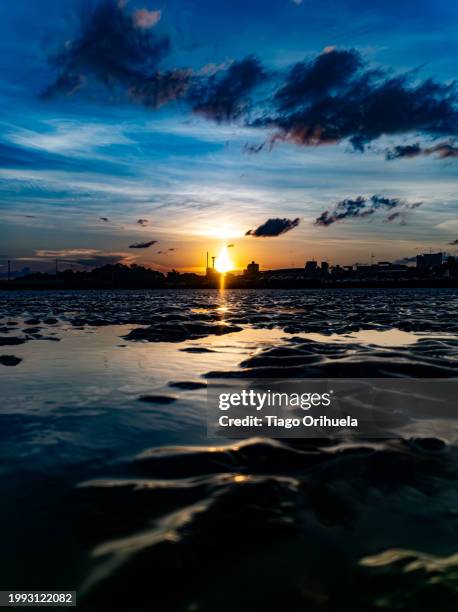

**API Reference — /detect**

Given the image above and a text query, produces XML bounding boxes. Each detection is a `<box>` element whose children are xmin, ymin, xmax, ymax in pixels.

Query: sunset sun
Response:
<box><xmin>214</xmin><ymin>245</ymin><xmax>233</xmax><ymax>273</ymax></box>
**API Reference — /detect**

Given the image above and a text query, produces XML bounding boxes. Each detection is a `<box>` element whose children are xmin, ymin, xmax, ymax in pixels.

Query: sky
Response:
<box><xmin>0</xmin><ymin>0</ymin><xmax>457</xmax><ymax>274</ymax></box>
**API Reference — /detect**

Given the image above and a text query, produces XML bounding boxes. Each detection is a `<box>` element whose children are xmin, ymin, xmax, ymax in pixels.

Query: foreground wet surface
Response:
<box><xmin>1</xmin><ymin>289</ymin><xmax>458</xmax><ymax>611</ymax></box>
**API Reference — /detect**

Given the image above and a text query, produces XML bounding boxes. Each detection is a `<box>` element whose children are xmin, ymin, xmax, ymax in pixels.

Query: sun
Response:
<box><xmin>214</xmin><ymin>245</ymin><xmax>233</xmax><ymax>273</ymax></box>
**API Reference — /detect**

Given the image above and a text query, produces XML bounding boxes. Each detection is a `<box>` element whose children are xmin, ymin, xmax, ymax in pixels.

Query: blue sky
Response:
<box><xmin>0</xmin><ymin>0</ymin><xmax>457</xmax><ymax>273</ymax></box>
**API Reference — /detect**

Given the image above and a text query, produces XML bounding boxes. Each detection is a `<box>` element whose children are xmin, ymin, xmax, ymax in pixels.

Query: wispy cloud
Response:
<box><xmin>34</xmin><ymin>248</ymin><xmax>133</xmax><ymax>267</ymax></box>
<box><xmin>6</xmin><ymin>121</ymin><xmax>133</xmax><ymax>155</ymax></box>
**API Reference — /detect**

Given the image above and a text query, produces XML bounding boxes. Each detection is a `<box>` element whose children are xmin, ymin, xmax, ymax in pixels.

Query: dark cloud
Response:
<box><xmin>155</xmin><ymin>248</ymin><xmax>175</xmax><ymax>254</ymax></box>
<box><xmin>189</xmin><ymin>56</ymin><xmax>266</xmax><ymax>122</ymax></box>
<box><xmin>129</xmin><ymin>240</ymin><xmax>157</xmax><ymax>249</ymax></box>
<box><xmin>244</xmin><ymin>142</ymin><xmax>266</xmax><ymax>154</ymax></box>
<box><xmin>315</xmin><ymin>196</ymin><xmax>366</xmax><ymax>226</ymax></box>
<box><xmin>129</xmin><ymin>69</ymin><xmax>191</xmax><ymax>108</ymax></box>
<box><xmin>137</xmin><ymin>218</ymin><xmax>149</xmax><ymax>226</ymax></box>
<box><xmin>386</xmin><ymin>141</ymin><xmax>458</xmax><ymax>160</ymax></box>
<box><xmin>315</xmin><ymin>195</ymin><xmax>422</xmax><ymax>226</ymax></box>
<box><xmin>43</xmin><ymin>7</ymin><xmax>458</xmax><ymax>154</ymax></box>
<box><xmin>386</xmin><ymin>143</ymin><xmax>422</xmax><ymax>160</ymax></box>
<box><xmin>385</xmin><ymin>211</ymin><xmax>403</xmax><ymax>223</ymax></box>
<box><xmin>43</xmin><ymin>6</ymin><xmax>266</xmax><ymax>114</ymax></box>
<box><xmin>256</xmin><ymin>48</ymin><xmax>458</xmax><ymax>150</ymax></box>
<box><xmin>43</xmin><ymin>0</ymin><xmax>182</xmax><ymax>107</ymax></box>
<box><xmin>275</xmin><ymin>49</ymin><xmax>363</xmax><ymax>110</ymax></box>
<box><xmin>246</xmin><ymin>217</ymin><xmax>300</xmax><ymax>237</ymax></box>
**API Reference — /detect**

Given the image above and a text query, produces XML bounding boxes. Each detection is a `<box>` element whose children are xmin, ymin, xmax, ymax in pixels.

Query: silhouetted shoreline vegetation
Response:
<box><xmin>1</xmin><ymin>262</ymin><xmax>458</xmax><ymax>290</ymax></box>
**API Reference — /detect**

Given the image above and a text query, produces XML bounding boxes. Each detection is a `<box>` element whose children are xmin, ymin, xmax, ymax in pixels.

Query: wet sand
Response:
<box><xmin>1</xmin><ymin>288</ymin><xmax>457</xmax><ymax>611</ymax></box>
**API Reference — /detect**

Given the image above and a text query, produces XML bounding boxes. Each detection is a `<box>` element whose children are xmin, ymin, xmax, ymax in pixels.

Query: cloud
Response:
<box><xmin>436</xmin><ymin>220</ymin><xmax>458</xmax><ymax>231</ymax></box>
<box><xmin>189</xmin><ymin>56</ymin><xmax>266</xmax><ymax>122</ymax></box>
<box><xmin>34</xmin><ymin>248</ymin><xmax>131</xmax><ymax>267</ymax></box>
<box><xmin>132</xmin><ymin>8</ymin><xmax>161</xmax><ymax>29</ymax></box>
<box><xmin>137</xmin><ymin>218</ymin><xmax>149</xmax><ymax>226</ymax></box>
<box><xmin>7</xmin><ymin>121</ymin><xmax>132</xmax><ymax>155</ymax></box>
<box><xmin>65</xmin><ymin>254</ymin><xmax>126</xmax><ymax>266</ymax></box>
<box><xmin>244</xmin><ymin>142</ymin><xmax>266</xmax><ymax>154</ymax></box>
<box><xmin>129</xmin><ymin>69</ymin><xmax>191</xmax><ymax>108</ymax></box>
<box><xmin>129</xmin><ymin>239</ymin><xmax>157</xmax><ymax>248</ymax></box>
<box><xmin>275</xmin><ymin>49</ymin><xmax>363</xmax><ymax>111</ymax></box>
<box><xmin>155</xmin><ymin>248</ymin><xmax>175</xmax><ymax>254</ymax></box>
<box><xmin>246</xmin><ymin>217</ymin><xmax>300</xmax><ymax>237</ymax></box>
<box><xmin>315</xmin><ymin>195</ymin><xmax>423</xmax><ymax>226</ymax></box>
<box><xmin>385</xmin><ymin>211</ymin><xmax>403</xmax><ymax>223</ymax></box>
<box><xmin>196</xmin><ymin>60</ymin><xmax>234</xmax><ymax>77</ymax></box>
<box><xmin>386</xmin><ymin>141</ymin><xmax>458</xmax><ymax>160</ymax></box>
<box><xmin>386</xmin><ymin>144</ymin><xmax>422</xmax><ymax>160</ymax></box>
<box><xmin>430</xmin><ymin>143</ymin><xmax>458</xmax><ymax>158</ymax></box>
<box><xmin>256</xmin><ymin>48</ymin><xmax>458</xmax><ymax>150</ymax></box>
<box><xmin>43</xmin><ymin>0</ymin><xmax>173</xmax><ymax>104</ymax></box>
<box><xmin>36</xmin><ymin>249</ymin><xmax>99</xmax><ymax>258</ymax></box>
<box><xmin>42</xmin><ymin>8</ymin><xmax>458</xmax><ymax>154</ymax></box>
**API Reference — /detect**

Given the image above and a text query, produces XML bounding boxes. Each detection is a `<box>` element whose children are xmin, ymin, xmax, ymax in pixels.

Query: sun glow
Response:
<box><xmin>214</xmin><ymin>245</ymin><xmax>233</xmax><ymax>273</ymax></box>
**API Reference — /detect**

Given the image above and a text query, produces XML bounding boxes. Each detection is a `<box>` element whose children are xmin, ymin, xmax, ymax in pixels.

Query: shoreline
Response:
<box><xmin>2</xmin><ymin>280</ymin><xmax>458</xmax><ymax>291</ymax></box>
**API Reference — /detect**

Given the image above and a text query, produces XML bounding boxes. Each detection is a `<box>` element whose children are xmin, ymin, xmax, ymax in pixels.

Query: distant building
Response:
<box><xmin>356</xmin><ymin>265</ymin><xmax>373</xmax><ymax>273</ymax></box>
<box><xmin>205</xmin><ymin>252</ymin><xmax>218</xmax><ymax>278</ymax></box>
<box><xmin>321</xmin><ymin>261</ymin><xmax>329</xmax><ymax>275</ymax></box>
<box><xmin>416</xmin><ymin>252</ymin><xmax>443</xmax><ymax>269</ymax></box>
<box><xmin>245</xmin><ymin>261</ymin><xmax>260</xmax><ymax>277</ymax></box>
<box><xmin>263</xmin><ymin>268</ymin><xmax>307</xmax><ymax>280</ymax></box>
<box><xmin>305</xmin><ymin>260</ymin><xmax>318</xmax><ymax>273</ymax></box>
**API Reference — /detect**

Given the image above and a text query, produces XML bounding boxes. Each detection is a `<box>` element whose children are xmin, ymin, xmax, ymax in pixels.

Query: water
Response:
<box><xmin>1</xmin><ymin>289</ymin><xmax>457</xmax><ymax>610</ymax></box>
